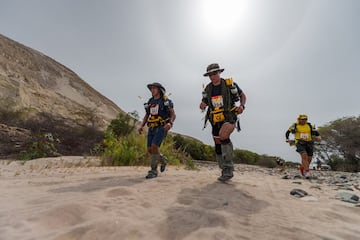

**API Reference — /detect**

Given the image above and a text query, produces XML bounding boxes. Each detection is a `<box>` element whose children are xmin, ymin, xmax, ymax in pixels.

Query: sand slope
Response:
<box><xmin>1</xmin><ymin>157</ymin><xmax>360</xmax><ymax>240</ymax></box>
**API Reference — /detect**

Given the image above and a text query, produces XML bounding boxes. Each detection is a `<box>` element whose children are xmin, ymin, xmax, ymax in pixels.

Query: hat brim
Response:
<box><xmin>203</xmin><ymin>68</ymin><xmax>224</xmax><ymax>77</ymax></box>
<box><xmin>147</xmin><ymin>84</ymin><xmax>155</xmax><ymax>90</ymax></box>
<box><xmin>147</xmin><ymin>84</ymin><xmax>165</xmax><ymax>93</ymax></box>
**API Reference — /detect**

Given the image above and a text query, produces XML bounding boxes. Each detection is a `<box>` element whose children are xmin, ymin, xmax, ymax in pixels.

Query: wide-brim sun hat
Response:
<box><xmin>203</xmin><ymin>63</ymin><xmax>224</xmax><ymax>77</ymax></box>
<box><xmin>147</xmin><ymin>82</ymin><xmax>166</xmax><ymax>95</ymax></box>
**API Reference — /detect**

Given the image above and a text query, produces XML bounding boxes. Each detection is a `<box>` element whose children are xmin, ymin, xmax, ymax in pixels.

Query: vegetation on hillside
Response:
<box><xmin>173</xmin><ymin>134</ymin><xmax>215</xmax><ymax>161</ymax></box>
<box><xmin>233</xmin><ymin>149</ymin><xmax>286</xmax><ymax>168</ymax></box>
<box><xmin>11</xmin><ymin>105</ymin><xmax>359</xmax><ymax>174</ymax></box>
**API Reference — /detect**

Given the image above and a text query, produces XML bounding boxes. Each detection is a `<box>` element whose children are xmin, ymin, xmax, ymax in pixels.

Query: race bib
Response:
<box><xmin>299</xmin><ymin>132</ymin><xmax>310</xmax><ymax>140</ymax></box>
<box><xmin>150</xmin><ymin>104</ymin><xmax>159</xmax><ymax>115</ymax></box>
<box><xmin>211</xmin><ymin>96</ymin><xmax>224</xmax><ymax>108</ymax></box>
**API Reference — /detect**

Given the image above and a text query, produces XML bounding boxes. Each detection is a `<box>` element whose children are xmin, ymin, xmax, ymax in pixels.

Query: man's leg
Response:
<box><xmin>146</xmin><ymin>143</ymin><xmax>160</xmax><ymax>179</ymax></box>
<box><xmin>146</xmin><ymin>127</ymin><xmax>166</xmax><ymax>178</ymax></box>
<box><xmin>307</xmin><ymin>156</ymin><xmax>313</xmax><ymax>166</ymax></box>
<box><xmin>300</xmin><ymin>152</ymin><xmax>309</xmax><ymax>170</ymax></box>
<box><xmin>145</xmin><ymin>130</ymin><xmax>156</xmax><ymax>178</ymax></box>
<box><xmin>218</xmin><ymin>123</ymin><xmax>235</xmax><ymax>181</ymax></box>
<box><xmin>304</xmin><ymin>144</ymin><xmax>314</xmax><ymax>178</ymax></box>
<box><xmin>299</xmin><ymin>152</ymin><xmax>312</xmax><ymax>178</ymax></box>
<box><xmin>306</xmin><ymin>143</ymin><xmax>314</xmax><ymax>166</ymax></box>
<box><xmin>158</xmin><ymin>127</ymin><xmax>168</xmax><ymax>172</ymax></box>
<box><xmin>299</xmin><ymin>165</ymin><xmax>305</xmax><ymax>176</ymax></box>
<box><xmin>212</xmin><ymin>125</ymin><xmax>223</xmax><ymax>169</ymax></box>
<box><xmin>213</xmin><ymin>137</ymin><xmax>223</xmax><ymax>169</ymax></box>
<box><xmin>160</xmin><ymin>154</ymin><xmax>167</xmax><ymax>172</ymax></box>
<box><xmin>220</xmin><ymin>140</ymin><xmax>234</xmax><ymax>178</ymax></box>
<box><xmin>296</xmin><ymin>143</ymin><xmax>307</xmax><ymax>176</ymax></box>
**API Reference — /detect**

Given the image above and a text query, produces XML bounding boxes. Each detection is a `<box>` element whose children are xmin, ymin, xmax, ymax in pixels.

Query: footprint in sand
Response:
<box><xmin>105</xmin><ymin>187</ymin><xmax>134</xmax><ymax>198</ymax></box>
<box><xmin>31</xmin><ymin>203</ymin><xmax>88</xmax><ymax>228</ymax></box>
<box><xmin>161</xmin><ymin>183</ymin><xmax>268</xmax><ymax>240</ymax></box>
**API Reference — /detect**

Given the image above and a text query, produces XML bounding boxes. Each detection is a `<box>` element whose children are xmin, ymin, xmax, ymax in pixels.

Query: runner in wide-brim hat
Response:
<box><xmin>147</xmin><ymin>82</ymin><xmax>166</xmax><ymax>96</ymax></box>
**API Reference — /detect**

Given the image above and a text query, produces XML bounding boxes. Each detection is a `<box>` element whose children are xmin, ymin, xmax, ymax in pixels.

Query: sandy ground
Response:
<box><xmin>1</xmin><ymin>157</ymin><xmax>360</xmax><ymax>240</ymax></box>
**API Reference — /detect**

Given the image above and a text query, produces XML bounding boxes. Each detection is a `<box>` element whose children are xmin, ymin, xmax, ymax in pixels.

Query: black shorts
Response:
<box><xmin>211</xmin><ymin>113</ymin><xmax>237</xmax><ymax>137</ymax></box>
<box><xmin>212</xmin><ymin>122</ymin><xmax>224</xmax><ymax>137</ymax></box>
<box><xmin>296</xmin><ymin>141</ymin><xmax>314</xmax><ymax>156</ymax></box>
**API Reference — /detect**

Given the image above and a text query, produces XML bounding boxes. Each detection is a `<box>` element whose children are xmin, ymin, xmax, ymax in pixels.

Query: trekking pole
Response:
<box><xmin>201</xmin><ymin>83</ymin><xmax>209</xmax><ymax>129</ymax></box>
<box><xmin>201</xmin><ymin>83</ymin><xmax>207</xmax><ymax>113</ymax></box>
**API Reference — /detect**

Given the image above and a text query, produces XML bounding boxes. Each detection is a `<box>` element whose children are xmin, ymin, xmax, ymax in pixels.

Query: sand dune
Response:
<box><xmin>1</xmin><ymin>157</ymin><xmax>360</xmax><ymax>240</ymax></box>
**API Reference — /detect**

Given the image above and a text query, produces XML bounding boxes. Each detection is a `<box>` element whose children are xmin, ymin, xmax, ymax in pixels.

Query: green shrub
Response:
<box><xmin>256</xmin><ymin>156</ymin><xmax>277</xmax><ymax>168</ymax></box>
<box><xmin>20</xmin><ymin>133</ymin><xmax>60</xmax><ymax>160</ymax></box>
<box><xmin>328</xmin><ymin>155</ymin><xmax>359</xmax><ymax>172</ymax></box>
<box><xmin>233</xmin><ymin>150</ymin><xmax>279</xmax><ymax>168</ymax></box>
<box><xmin>173</xmin><ymin>134</ymin><xmax>215</xmax><ymax>161</ymax></box>
<box><xmin>233</xmin><ymin>149</ymin><xmax>260</xmax><ymax>164</ymax></box>
<box><xmin>101</xmin><ymin>131</ymin><xmax>185</xmax><ymax>167</ymax></box>
<box><xmin>107</xmin><ymin>112</ymin><xmax>137</xmax><ymax>138</ymax></box>
<box><xmin>102</xmin><ymin>132</ymin><xmax>142</xmax><ymax>165</ymax></box>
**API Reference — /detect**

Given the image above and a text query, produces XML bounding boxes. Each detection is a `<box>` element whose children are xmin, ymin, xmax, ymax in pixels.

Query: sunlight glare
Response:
<box><xmin>199</xmin><ymin>0</ymin><xmax>250</xmax><ymax>38</ymax></box>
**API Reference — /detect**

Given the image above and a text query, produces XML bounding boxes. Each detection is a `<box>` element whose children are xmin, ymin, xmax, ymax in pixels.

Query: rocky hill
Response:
<box><xmin>0</xmin><ymin>34</ymin><xmax>123</xmax><ymax>157</ymax></box>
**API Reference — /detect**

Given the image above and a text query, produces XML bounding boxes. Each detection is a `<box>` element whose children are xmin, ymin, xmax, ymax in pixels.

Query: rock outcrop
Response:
<box><xmin>0</xmin><ymin>34</ymin><xmax>123</xmax><ymax>157</ymax></box>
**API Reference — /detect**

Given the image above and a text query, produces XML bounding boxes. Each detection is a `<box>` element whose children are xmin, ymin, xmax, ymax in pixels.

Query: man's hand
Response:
<box><xmin>235</xmin><ymin>105</ymin><xmax>244</xmax><ymax>114</ymax></box>
<box><xmin>138</xmin><ymin>126</ymin><xmax>144</xmax><ymax>134</ymax></box>
<box><xmin>314</xmin><ymin>136</ymin><xmax>322</xmax><ymax>142</ymax></box>
<box><xmin>199</xmin><ymin>102</ymin><xmax>207</xmax><ymax>111</ymax></box>
<box><xmin>286</xmin><ymin>139</ymin><xmax>290</xmax><ymax>143</ymax></box>
<box><xmin>164</xmin><ymin>123</ymin><xmax>172</xmax><ymax>131</ymax></box>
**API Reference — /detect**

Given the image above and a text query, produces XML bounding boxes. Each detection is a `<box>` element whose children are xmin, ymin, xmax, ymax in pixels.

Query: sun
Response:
<box><xmin>198</xmin><ymin>0</ymin><xmax>250</xmax><ymax>38</ymax></box>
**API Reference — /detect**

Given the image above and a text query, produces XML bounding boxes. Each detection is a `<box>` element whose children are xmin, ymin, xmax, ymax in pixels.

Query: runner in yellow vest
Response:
<box><xmin>285</xmin><ymin>114</ymin><xmax>321</xmax><ymax>178</ymax></box>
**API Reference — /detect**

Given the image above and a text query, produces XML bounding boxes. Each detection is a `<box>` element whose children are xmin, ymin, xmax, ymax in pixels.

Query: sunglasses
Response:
<box><xmin>208</xmin><ymin>71</ymin><xmax>219</xmax><ymax>76</ymax></box>
<box><xmin>300</xmin><ymin>118</ymin><xmax>307</xmax><ymax>120</ymax></box>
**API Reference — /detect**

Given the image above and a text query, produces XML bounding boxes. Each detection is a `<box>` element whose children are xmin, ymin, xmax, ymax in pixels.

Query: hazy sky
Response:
<box><xmin>1</xmin><ymin>0</ymin><xmax>359</xmax><ymax>162</ymax></box>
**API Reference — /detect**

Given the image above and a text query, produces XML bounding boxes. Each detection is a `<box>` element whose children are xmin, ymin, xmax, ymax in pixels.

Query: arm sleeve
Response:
<box><xmin>285</xmin><ymin>130</ymin><xmax>291</xmax><ymax>139</ymax></box>
<box><xmin>286</xmin><ymin>123</ymin><xmax>295</xmax><ymax>139</ymax></box>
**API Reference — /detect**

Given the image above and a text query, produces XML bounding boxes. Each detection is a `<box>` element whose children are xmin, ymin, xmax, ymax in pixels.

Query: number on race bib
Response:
<box><xmin>300</xmin><ymin>132</ymin><xmax>309</xmax><ymax>140</ymax></box>
<box><xmin>150</xmin><ymin>105</ymin><xmax>159</xmax><ymax>115</ymax></box>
